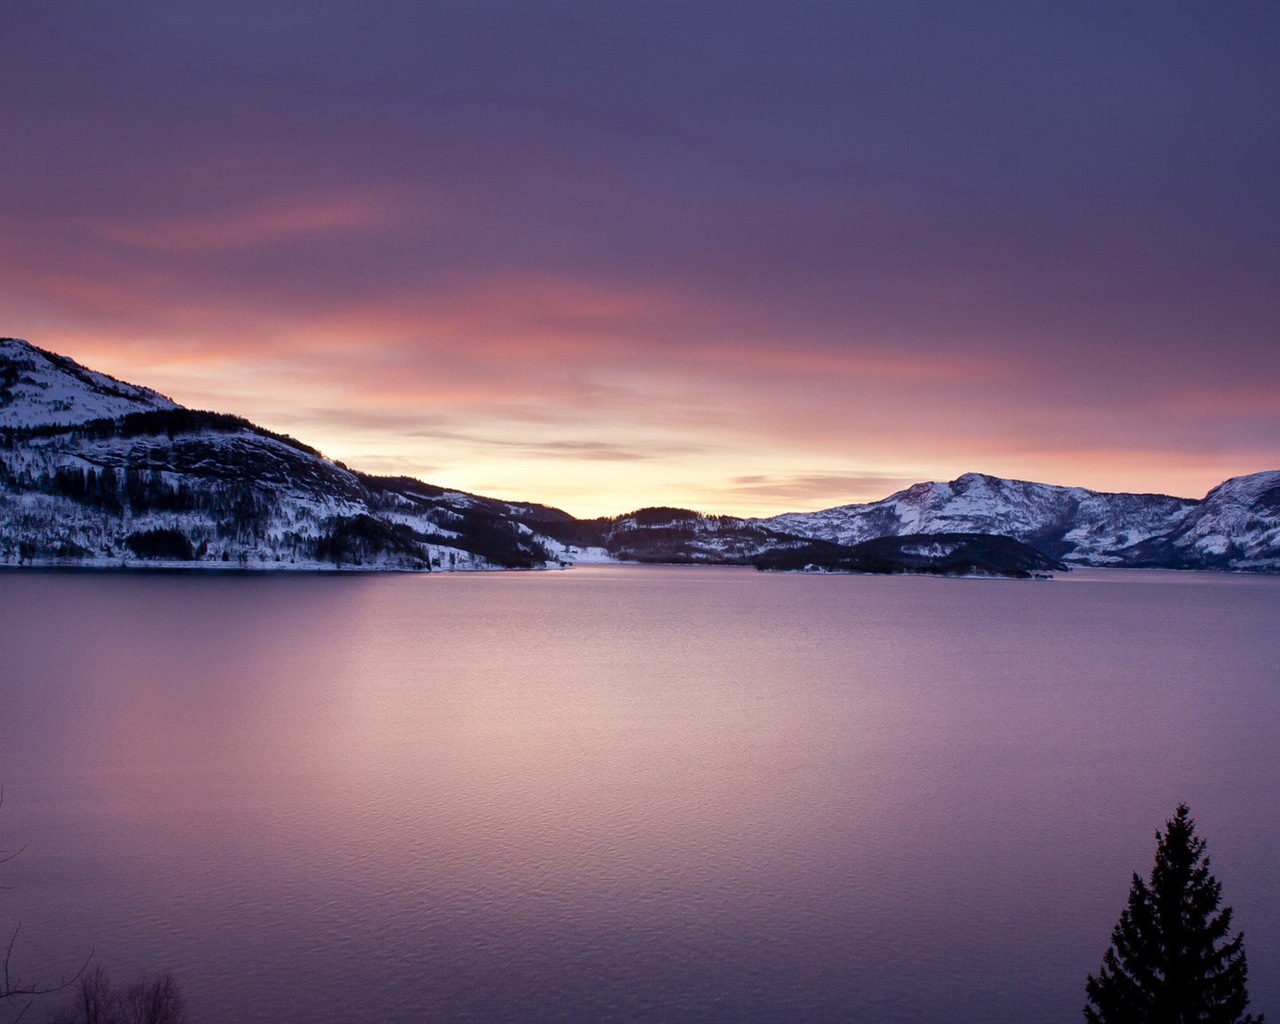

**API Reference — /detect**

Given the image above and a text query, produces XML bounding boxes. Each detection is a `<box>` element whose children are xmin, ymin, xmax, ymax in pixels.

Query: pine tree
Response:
<box><xmin>1085</xmin><ymin>805</ymin><xmax>1262</xmax><ymax>1024</ymax></box>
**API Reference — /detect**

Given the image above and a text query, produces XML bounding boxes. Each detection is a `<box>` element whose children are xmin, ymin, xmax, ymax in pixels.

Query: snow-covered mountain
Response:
<box><xmin>0</xmin><ymin>338</ymin><xmax>567</xmax><ymax>570</ymax></box>
<box><xmin>537</xmin><ymin>506</ymin><xmax>800</xmax><ymax>564</ymax></box>
<box><xmin>530</xmin><ymin>507</ymin><xmax>1064</xmax><ymax>577</ymax></box>
<box><xmin>2</xmin><ymin>337</ymin><xmax>1276</xmax><ymax>574</ymax></box>
<box><xmin>1120</xmin><ymin>471</ymin><xmax>1280</xmax><ymax>572</ymax></box>
<box><xmin>0</xmin><ymin>337</ymin><xmax>178</xmax><ymax>427</ymax></box>
<box><xmin>759</xmin><ymin>471</ymin><xmax>1280</xmax><ymax>572</ymax></box>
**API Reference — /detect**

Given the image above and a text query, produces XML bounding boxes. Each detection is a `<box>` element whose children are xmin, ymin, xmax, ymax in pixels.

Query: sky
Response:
<box><xmin>1</xmin><ymin>0</ymin><xmax>1277</xmax><ymax>517</ymax></box>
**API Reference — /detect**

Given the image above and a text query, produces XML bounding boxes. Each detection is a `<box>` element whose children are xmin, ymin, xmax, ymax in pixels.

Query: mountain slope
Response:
<box><xmin>0</xmin><ymin>337</ymin><xmax>178</xmax><ymax>427</ymax></box>
<box><xmin>2</xmin><ymin>338</ymin><xmax>1276</xmax><ymax>574</ymax></box>
<box><xmin>533</xmin><ymin>506</ymin><xmax>798</xmax><ymax>565</ymax></box>
<box><xmin>752</xmin><ymin>532</ymin><xmax>1067</xmax><ymax>578</ymax></box>
<box><xmin>759</xmin><ymin>471</ymin><xmax>1280</xmax><ymax>572</ymax></box>
<box><xmin>1106</xmin><ymin>471</ymin><xmax>1280</xmax><ymax>571</ymax></box>
<box><xmin>531</xmin><ymin>505</ymin><xmax>1074</xmax><ymax>576</ymax></box>
<box><xmin>0</xmin><ymin>339</ymin><xmax>562</xmax><ymax>571</ymax></box>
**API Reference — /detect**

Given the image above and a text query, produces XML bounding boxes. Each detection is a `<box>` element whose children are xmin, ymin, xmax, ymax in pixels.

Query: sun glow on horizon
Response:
<box><xmin>2</xmin><ymin>1</ymin><xmax>1275</xmax><ymax>519</ymax></box>
<box><xmin>13</xmin><ymin>327</ymin><xmax>1266</xmax><ymax>521</ymax></box>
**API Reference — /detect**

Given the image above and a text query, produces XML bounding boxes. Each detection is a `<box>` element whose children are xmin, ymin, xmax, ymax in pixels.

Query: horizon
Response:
<box><xmin>8</xmin><ymin>332</ymin><xmax>1271</xmax><ymax>521</ymax></box>
<box><xmin>2</xmin><ymin>1</ymin><xmax>1277</xmax><ymax>518</ymax></box>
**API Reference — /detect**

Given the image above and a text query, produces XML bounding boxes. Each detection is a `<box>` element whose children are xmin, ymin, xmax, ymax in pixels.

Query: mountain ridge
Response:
<box><xmin>1</xmin><ymin>337</ymin><xmax>1276</xmax><ymax>574</ymax></box>
<box><xmin>0</xmin><ymin>337</ymin><xmax>178</xmax><ymax>427</ymax></box>
<box><xmin>759</xmin><ymin>469</ymin><xmax>1280</xmax><ymax>572</ymax></box>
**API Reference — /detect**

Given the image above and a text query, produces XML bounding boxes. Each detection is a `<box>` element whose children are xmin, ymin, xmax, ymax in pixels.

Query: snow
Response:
<box><xmin>900</xmin><ymin>542</ymin><xmax>958</xmax><ymax>559</ymax></box>
<box><xmin>3</xmin><ymin>338</ymin><xmax>1278</xmax><ymax>574</ymax></box>
<box><xmin>755</xmin><ymin>470</ymin><xmax>1278</xmax><ymax>572</ymax></box>
<box><xmin>0</xmin><ymin>338</ymin><xmax>179</xmax><ymax>427</ymax></box>
<box><xmin>0</xmin><ymin>342</ymin><xmax>567</xmax><ymax>572</ymax></box>
<box><xmin>559</xmin><ymin>545</ymin><xmax>618</xmax><ymax>564</ymax></box>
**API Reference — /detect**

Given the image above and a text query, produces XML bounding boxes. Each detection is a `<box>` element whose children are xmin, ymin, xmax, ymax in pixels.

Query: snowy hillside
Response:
<box><xmin>2</xmin><ymin>337</ymin><xmax>1276</xmax><ymax>574</ymax></box>
<box><xmin>0</xmin><ymin>337</ymin><xmax>178</xmax><ymax>427</ymax></box>
<box><xmin>1116</xmin><ymin>470</ymin><xmax>1280</xmax><ymax>572</ymax></box>
<box><xmin>535</xmin><ymin>506</ymin><xmax>797</xmax><ymax>564</ymax></box>
<box><xmin>760</xmin><ymin>471</ymin><xmax>1280</xmax><ymax>572</ymax></box>
<box><xmin>0</xmin><ymin>339</ymin><xmax>564</xmax><ymax>571</ymax></box>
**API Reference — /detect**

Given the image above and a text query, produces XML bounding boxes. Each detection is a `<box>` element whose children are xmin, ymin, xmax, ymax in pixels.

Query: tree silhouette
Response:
<box><xmin>3</xmin><ymin>788</ymin><xmax>184</xmax><ymax>1024</ymax></box>
<box><xmin>2</xmin><ymin>787</ymin><xmax>91</xmax><ymax>1022</ymax></box>
<box><xmin>46</xmin><ymin>966</ymin><xmax>188</xmax><ymax>1024</ymax></box>
<box><xmin>1085</xmin><ymin>804</ymin><xmax>1262</xmax><ymax>1024</ymax></box>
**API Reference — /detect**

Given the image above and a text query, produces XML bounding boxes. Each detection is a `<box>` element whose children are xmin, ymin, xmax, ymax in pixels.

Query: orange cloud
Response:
<box><xmin>97</xmin><ymin>190</ymin><xmax>402</xmax><ymax>253</ymax></box>
<box><xmin>4</xmin><ymin>261</ymin><xmax>1275</xmax><ymax>518</ymax></box>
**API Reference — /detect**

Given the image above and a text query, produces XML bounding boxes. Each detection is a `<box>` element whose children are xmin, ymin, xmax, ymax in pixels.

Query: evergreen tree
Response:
<box><xmin>1085</xmin><ymin>805</ymin><xmax>1261</xmax><ymax>1024</ymax></box>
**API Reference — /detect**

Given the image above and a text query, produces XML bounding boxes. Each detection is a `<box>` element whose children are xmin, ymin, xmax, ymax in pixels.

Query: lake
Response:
<box><xmin>1</xmin><ymin>565</ymin><xmax>1277</xmax><ymax>1023</ymax></box>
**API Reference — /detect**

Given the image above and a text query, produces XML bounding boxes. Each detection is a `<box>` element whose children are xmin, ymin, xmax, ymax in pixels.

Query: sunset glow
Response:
<box><xmin>2</xmin><ymin>1</ymin><xmax>1276</xmax><ymax>517</ymax></box>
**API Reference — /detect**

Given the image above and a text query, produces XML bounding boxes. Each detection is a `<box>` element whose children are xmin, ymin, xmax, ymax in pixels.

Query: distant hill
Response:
<box><xmin>751</xmin><ymin>533</ymin><xmax>1066</xmax><ymax>578</ymax></box>
<box><xmin>759</xmin><ymin>470</ymin><xmax>1280</xmax><ymax>573</ymax></box>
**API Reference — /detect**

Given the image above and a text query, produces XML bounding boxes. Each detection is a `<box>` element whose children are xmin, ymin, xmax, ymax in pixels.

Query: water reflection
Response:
<box><xmin>1</xmin><ymin>567</ymin><xmax>1277</xmax><ymax>1022</ymax></box>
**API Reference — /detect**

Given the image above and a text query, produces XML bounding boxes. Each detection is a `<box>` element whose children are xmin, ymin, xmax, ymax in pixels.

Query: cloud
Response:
<box><xmin>314</xmin><ymin>421</ymin><xmax>700</xmax><ymax>464</ymax></box>
<box><xmin>0</xmin><ymin>1</ymin><xmax>1276</xmax><ymax>515</ymax></box>
<box><xmin>485</xmin><ymin>439</ymin><xmax>689</xmax><ymax>462</ymax></box>
<box><xmin>726</xmin><ymin>473</ymin><xmax>925</xmax><ymax>509</ymax></box>
<box><xmin>97</xmin><ymin>190</ymin><xmax>401</xmax><ymax>253</ymax></box>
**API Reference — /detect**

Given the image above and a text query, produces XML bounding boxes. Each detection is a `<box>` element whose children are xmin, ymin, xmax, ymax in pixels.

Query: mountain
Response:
<box><xmin>533</xmin><ymin>506</ymin><xmax>800</xmax><ymax>564</ymax></box>
<box><xmin>541</xmin><ymin>473</ymin><xmax>1280</xmax><ymax>574</ymax></box>
<box><xmin>1113</xmin><ymin>472</ymin><xmax>1280</xmax><ymax>571</ymax></box>
<box><xmin>0</xmin><ymin>338</ymin><xmax>567</xmax><ymax>570</ymax></box>
<box><xmin>759</xmin><ymin>470</ymin><xmax>1280</xmax><ymax>573</ymax></box>
<box><xmin>2</xmin><ymin>337</ymin><xmax>1276</xmax><ymax>574</ymax></box>
<box><xmin>0</xmin><ymin>337</ymin><xmax>179</xmax><ymax>426</ymax></box>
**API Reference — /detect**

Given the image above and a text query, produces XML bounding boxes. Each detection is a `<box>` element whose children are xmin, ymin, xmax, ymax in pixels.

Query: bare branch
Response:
<box><xmin>0</xmin><ymin>786</ymin><xmax>21</xmax><ymax>877</ymax></box>
<box><xmin>3</xmin><ymin>922</ymin><xmax>93</xmax><ymax>1003</ymax></box>
<box><xmin>2</xmin><ymin>786</ymin><xmax>94</xmax><ymax>1012</ymax></box>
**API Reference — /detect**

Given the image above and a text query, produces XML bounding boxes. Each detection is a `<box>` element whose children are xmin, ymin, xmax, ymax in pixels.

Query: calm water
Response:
<box><xmin>1</xmin><ymin>565</ymin><xmax>1278</xmax><ymax>1023</ymax></box>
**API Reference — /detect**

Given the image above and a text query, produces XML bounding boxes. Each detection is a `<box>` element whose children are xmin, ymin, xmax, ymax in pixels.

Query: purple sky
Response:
<box><xmin>2</xmin><ymin>0</ymin><xmax>1277</xmax><ymax>515</ymax></box>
